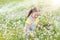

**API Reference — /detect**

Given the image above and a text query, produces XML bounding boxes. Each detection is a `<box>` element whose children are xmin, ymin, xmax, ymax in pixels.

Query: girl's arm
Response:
<box><xmin>26</xmin><ymin>23</ymin><xmax>30</xmax><ymax>32</ymax></box>
<box><xmin>26</xmin><ymin>23</ymin><xmax>34</xmax><ymax>36</ymax></box>
<box><xmin>26</xmin><ymin>23</ymin><xmax>33</xmax><ymax>33</ymax></box>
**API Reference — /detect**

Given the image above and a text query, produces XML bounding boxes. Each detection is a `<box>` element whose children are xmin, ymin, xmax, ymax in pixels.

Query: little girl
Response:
<box><xmin>24</xmin><ymin>7</ymin><xmax>40</xmax><ymax>40</ymax></box>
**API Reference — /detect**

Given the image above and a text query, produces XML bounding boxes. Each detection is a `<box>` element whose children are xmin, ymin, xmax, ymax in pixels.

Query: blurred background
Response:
<box><xmin>0</xmin><ymin>0</ymin><xmax>60</xmax><ymax>40</ymax></box>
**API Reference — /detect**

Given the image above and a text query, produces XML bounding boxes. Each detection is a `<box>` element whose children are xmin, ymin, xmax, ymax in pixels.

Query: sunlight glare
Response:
<box><xmin>51</xmin><ymin>0</ymin><xmax>60</xmax><ymax>10</ymax></box>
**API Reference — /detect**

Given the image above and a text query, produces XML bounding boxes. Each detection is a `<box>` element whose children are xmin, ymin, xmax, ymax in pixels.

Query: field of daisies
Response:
<box><xmin>0</xmin><ymin>0</ymin><xmax>60</xmax><ymax>40</ymax></box>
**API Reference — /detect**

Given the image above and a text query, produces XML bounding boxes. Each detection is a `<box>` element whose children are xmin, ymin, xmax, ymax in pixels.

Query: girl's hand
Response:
<box><xmin>29</xmin><ymin>32</ymin><xmax>34</xmax><ymax>37</ymax></box>
<box><xmin>37</xmin><ymin>24</ymin><xmax>43</xmax><ymax>30</ymax></box>
<box><xmin>36</xmin><ymin>24</ymin><xmax>41</xmax><ymax>29</ymax></box>
<box><xmin>30</xmin><ymin>33</ymin><xmax>34</xmax><ymax>37</ymax></box>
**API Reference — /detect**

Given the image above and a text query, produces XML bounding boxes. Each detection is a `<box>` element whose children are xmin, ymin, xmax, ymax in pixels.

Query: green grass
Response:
<box><xmin>0</xmin><ymin>0</ymin><xmax>60</xmax><ymax>40</ymax></box>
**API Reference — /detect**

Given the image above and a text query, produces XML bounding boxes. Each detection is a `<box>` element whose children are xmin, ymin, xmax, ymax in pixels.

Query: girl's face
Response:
<box><xmin>31</xmin><ymin>12</ymin><xmax>40</xmax><ymax>18</ymax></box>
